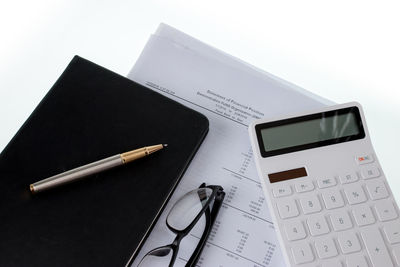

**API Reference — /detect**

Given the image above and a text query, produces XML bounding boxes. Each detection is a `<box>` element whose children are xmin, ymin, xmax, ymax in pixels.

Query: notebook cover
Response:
<box><xmin>0</xmin><ymin>56</ymin><xmax>209</xmax><ymax>267</ymax></box>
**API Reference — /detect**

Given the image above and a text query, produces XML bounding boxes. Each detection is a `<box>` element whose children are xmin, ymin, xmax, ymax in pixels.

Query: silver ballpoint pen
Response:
<box><xmin>30</xmin><ymin>144</ymin><xmax>167</xmax><ymax>193</ymax></box>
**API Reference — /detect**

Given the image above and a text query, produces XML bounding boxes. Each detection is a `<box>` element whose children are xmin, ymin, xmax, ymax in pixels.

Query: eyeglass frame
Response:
<box><xmin>138</xmin><ymin>183</ymin><xmax>225</xmax><ymax>267</ymax></box>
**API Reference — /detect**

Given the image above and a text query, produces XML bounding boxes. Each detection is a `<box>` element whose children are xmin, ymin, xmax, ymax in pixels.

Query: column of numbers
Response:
<box><xmin>235</xmin><ymin>229</ymin><xmax>250</xmax><ymax>254</ymax></box>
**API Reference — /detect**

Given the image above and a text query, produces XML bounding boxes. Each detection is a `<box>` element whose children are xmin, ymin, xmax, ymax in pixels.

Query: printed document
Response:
<box><xmin>128</xmin><ymin>25</ymin><xmax>331</xmax><ymax>266</ymax></box>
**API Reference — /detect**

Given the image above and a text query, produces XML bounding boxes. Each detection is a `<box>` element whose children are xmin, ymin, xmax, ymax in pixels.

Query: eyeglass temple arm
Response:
<box><xmin>169</xmin><ymin>242</ymin><xmax>180</xmax><ymax>267</ymax></box>
<box><xmin>185</xmin><ymin>191</ymin><xmax>226</xmax><ymax>267</ymax></box>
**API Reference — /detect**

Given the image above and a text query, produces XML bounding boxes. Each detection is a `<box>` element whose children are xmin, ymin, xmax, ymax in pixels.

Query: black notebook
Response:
<box><xmin>0</xmin><ymin>56</ymin><xmax>209</xmax><ymax>267</ymax></box>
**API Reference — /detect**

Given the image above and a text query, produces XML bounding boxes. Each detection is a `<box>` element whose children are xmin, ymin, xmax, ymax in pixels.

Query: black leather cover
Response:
<box><xmin>0</xmin><ymin>56</ymin><xmax>209</xmax><ymax>267</ymax></box>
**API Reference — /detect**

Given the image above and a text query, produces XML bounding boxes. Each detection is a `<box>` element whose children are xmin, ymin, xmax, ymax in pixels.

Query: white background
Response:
<box><xmin>1</xmin><ymin>0</ymin><xmax>399</xmax><ymax>199</ymax></box>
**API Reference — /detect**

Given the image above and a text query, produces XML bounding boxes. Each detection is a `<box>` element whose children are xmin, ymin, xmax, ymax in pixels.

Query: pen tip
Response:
<box><xmin>163</xmin><ymin>144</ymin><xmax>168</xmax><ymax>147</ymax></box>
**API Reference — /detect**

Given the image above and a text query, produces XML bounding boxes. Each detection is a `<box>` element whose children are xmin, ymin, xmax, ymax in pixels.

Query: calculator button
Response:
<box><xmin>360</xmin><ymin>166</ymin><xmax>380</xmax><ymax>179</ymax></box>
<box><xmin>393</xmin><ymin>246</ymin><xmax>400</xmax><ymax>265</ymax></box>
<box><xmin>317</xmin><ymin>177</ymin><xmax>336</xmax><ymax>188</ymax></box>
<box><xmin>337</xmin><ymin>231</ymin><xmax>361</xmax><ymax>254</ymax></box>
<box><xmin>272</xmin><ymin>185</ymin><xmax>292</xmax><ymax>197</ymax></box>
<box><xmin>356</xmin><ymin>154</ymin><xmax>374</xmax><ymax>165</ymax></box>
<box><xmin>344</xmin><ymin>184</ymin><xmax>367</xmax><ymax>205</ymax></box>
<box><xmin>339</xmin><ymin>172</ymin><xmax>359</xmax><ymax>184</ymax></box>
<box><xmin>330</xmin><ymin>210</ymin><xmax>353</xmax><ymax>231</ymax></box>
<box><xmin>315</xmin><ymin>237</ymin><xmax>338</xmax><ymax>259</ymax></box>
<box><xmin>300</xmin><ymin>195</ymin><xmax>322</xmax><ymax>214</ymax></box>
<box><xmin>322</xmin><ymin>189</ymin><xmax>344</xmax><ymax>209</ymax></box>
<box><xmin>366</xmin><ymin>179</ymin><xmax>389</xmax><ymax>200</ymax></box>
<box><xmin>322</xmin><ymin>259</ymin><xmax>343</xmax><ymax>267</ymax></box>
<box><xmin>276</xmin><ymin>198</ymin><xmax>299</xmax><ymax>219</ymax></box>
<box><xmin>295</xmin><ymin>180</ymin><xmax>314</xmax><ymax>193</ymax></box>
<box><xmin>291</xmin><ymin>242</ymin><xmax>314</xmax><ymax>264</ymax></box>
<box><xmin>375</xmin><ymin>200</ymin><xmax>398</xmax><ymax>221</ymax></box>
<box><xmin>360</xmin><ymin>227</ymin><xmax>394</xmax><ymax>267</ymax></box>
<box><xmin>384</xmin><ymin>221</ymin><xmax>400</xmax><ymax>244</ymax></box>
<box><xmin>307</xmin><ymin>215</ymin><xmax>330</xmax><ymax>236</ymax></box>
<box><xmin>352</xmin><ymin>204</ymin><xmax>375</xmax><ymax>226</ymax></box>
<box><xmin>346</xmin><ymin>254</ymin><xmax>369</xmax><ymax>267</ymax></box>
<box><xmin>284</xmin><ymin>220</ymin><xmax>307</xmax><ymax>241</ymax></box>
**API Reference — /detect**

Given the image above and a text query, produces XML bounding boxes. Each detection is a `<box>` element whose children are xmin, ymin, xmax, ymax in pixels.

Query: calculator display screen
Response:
<box><xmin>256</xmin><ymin>106</ymin><xmax>365</xmax><ymax>157</ymax></box>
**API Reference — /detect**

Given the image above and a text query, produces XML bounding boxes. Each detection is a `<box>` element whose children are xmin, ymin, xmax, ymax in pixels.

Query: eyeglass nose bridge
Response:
<box><xmin>171</xmin><ymin>232</ymin><xmax>184</xmax><ymax>247</ymax></box>
<box><xmin>160</xmin><ymin>231</ymin><xmax>185</xmax><ymax>267</ymax></box>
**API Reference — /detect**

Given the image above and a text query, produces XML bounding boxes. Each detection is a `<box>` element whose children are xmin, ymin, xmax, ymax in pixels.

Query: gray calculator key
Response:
<box><xmin>284</xmin><ymin>220</ymin><xmax>307</xmax><ymax>241</ymax></box>
<box><xmin>272</xmin><ymin>185</ymin><xmax>292</xmax><ymax>197</ymax></box>
<box><xmin>346</xmin><ymin>254</ymin><xmax>369</xmax><ymax>267</ymax></box>
<box><xmin>339</xmin><ymin>172</ymin><xmax>359</xmax><ymax>184</ymax></box>
<box><xmin>300</xmin><ymin>195</ymin><xmax>322</xmax><ymax>214</ymax></box>
<box><xmin>315</xmin><ymin>237</ymin><xmax>338</xmax><ymax>259</ymax></box>
<box><xmin>277</xmin><ymin>198</ymin><xmax>299</xmax><ymax>219</ymax></box>
<box><xmin>352</xmin><ymin>204</ymin><xmax>375</xmax><ymax>226</ymax></box>
<box><xmin>361</xmin><ymin>166</ymin><xmax>380</xmax><ymax>179</ymax></box>
<box><xmin>322</xmin><ymin>189</ymin><xmax>344</xmax><ymax>209</ymax></box>
<box><xmin>360</xmin><ymin>226</ymin><xmax>394</xmax><ymax>267</ymax></box>
<box><xmin>384</xmin><ymin>221</ymin><xmax>400</xmax><ymax>244</ymax></box>
<box><xmin>307</xmin><ymin>215</ymin><xmax>330</xmax><ymax>236</ymax></box>
<box><xmin>393</xmin><ymin>246</ymin><xmax>400</xmax><ymax>266</ymax></box>
<box><xmin>344</xmin><ymin>184</ymin><xmax>367</xmax><ymax>205</ymax></box>
<box><xmin>375</xmin><ymin>200</ymin><xmax>398</xmax><ymax>221</ymax></box>
<box><xmin>330</xmin><ymin>210</ymin><xmax>353</xmax><ymax>231</ymax></box>
<box><xmin>366</xmin><ymin>179</ymin><xmax>389</xmax><ymax>200</ymax></box>
<box><xmin>295</xmin><ymin>180</ymin><xmax>314</xmax><ymax>193</ymax></box>
<box><xmin>337</xmin><ymin>231</ymin><xmax>361</xmax><ymax>254</ymax></box>
<box><xmin>317</xmin><ymin>177</ymin><xmax>336</xmax><ymax>188</ymax></box>
<box><xmin>291</xmin><ymin>241</ymin><xmax>314</xmax><ymax>264</ymax></box>
<box><xmin>322</xmin><ymin>259</ymin><xmax>343</xmax><ymax>267</ymax></box>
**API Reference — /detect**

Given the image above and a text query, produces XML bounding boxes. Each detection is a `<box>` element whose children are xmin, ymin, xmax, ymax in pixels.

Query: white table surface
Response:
<box><xmin>1</xmin><ymin>0</ymin><xmax>399</xmax><ymax>200</ymax></box>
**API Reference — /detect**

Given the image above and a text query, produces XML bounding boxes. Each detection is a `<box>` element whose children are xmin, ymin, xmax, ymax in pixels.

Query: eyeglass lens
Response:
<box><xmin>166</xmin><ymin>187</ymin><xmax>213</xmax><ymax>231</ymax></box>
<box><xmin>137</xmin><ymin>246</ymin><xmax>173</xmax><ymax>267</ymax></box>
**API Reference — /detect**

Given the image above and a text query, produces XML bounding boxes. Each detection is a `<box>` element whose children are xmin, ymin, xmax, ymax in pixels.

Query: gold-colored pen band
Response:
<box><xmin>30</xmin><ymin>144</ymin><xmax>166</xmax><ymax>193</ymax></box>
<box><xmin>120</xmin><ymin>144</ymin><xmax>164</xmax><ymax>163</ymax></box>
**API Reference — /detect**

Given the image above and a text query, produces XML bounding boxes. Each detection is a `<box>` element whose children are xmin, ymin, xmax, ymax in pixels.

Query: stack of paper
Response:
<box><xmin>127</xmin><ymin>23</ymin><xmax>333</xmax><ymax>267</ymax></box>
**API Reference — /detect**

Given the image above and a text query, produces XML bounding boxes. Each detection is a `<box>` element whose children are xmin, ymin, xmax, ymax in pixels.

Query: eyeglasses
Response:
<box><xmin>137</xmin><ymin>183</ymin><xmax>225</xmax><ymax>267</ymax></box>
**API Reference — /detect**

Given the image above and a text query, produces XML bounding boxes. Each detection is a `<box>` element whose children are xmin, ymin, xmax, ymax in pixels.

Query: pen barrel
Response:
<box><xmin>31</xmin><ymin>155</ymin><xmax>123</xmax><ymax>193</ymax></box>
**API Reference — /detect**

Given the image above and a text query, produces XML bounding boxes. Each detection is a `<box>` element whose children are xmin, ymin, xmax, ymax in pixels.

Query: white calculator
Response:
<box><xmin>248</xmin><ymin>102</ymin><xmax>400</xmax><ymax>267</ymax></box>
